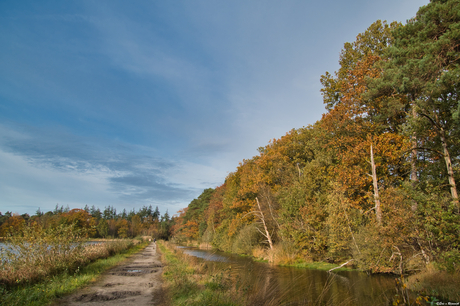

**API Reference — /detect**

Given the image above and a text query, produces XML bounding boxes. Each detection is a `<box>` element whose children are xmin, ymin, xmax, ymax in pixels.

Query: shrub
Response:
<box><xmin>231</xmin><ymin>224</ymin><xmax>259</xmax><ymax>255</ymax></box>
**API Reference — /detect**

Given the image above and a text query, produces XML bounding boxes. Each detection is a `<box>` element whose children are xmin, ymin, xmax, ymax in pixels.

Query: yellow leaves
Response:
<box><xmin>228</xmin><ymin>215</ymin><xmax>243</xmax><ymax>237</ymax></box>
<box><xmin>182</xmin><ymin>221</ymin><xmax>199</xmax><ymax>239</ymax></box>
<box><xmin>0</xmin><ymin>215</ymin><xmax>25</xmax><ymax>236</ymax></box>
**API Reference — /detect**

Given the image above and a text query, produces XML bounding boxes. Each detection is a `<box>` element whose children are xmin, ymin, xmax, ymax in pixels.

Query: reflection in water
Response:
<box><xmin>181</xmin><ymin>248</ymin><xmax>230</xmax><ymax>262</ymax></box>
<box><xmin>177</xmin><ymin>246</ymin><xmax>396</xmax><ymax>305</ymax></box>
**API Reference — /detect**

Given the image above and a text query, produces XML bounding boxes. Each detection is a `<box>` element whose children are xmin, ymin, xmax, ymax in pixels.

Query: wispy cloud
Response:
<box><xmin>0</xmin><ymin>123</ymin><xmax>214</xmax><ymax>214</ymax></box>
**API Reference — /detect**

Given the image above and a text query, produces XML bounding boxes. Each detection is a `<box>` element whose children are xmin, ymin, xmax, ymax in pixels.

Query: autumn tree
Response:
<box><xmin>62</xmin><ymin>209</ymin><xmax>92</xmax><ymax>231</ymax></box>
<box><xmin>320</xmin><ymin>20</ymin><xmax>410</xmax><ymax>221</ymax></box>
<box><xmin>97</xmin><ymin>219</ymin><xmax>109</xmax><ymax>238</ymax></box>
<box><xmin>197</xmin><ymin>184</ymin><xmax>226</xmax><ymax>244</ymax></box>
<box><xmin>275</xmin><ymin>124</ymin><xmax>331</xmax><ymax>260</ymax></box>
<box><xmin>117</xmin><ymin>219</ymin><xmax>129</xmax><ymax>238</ymax></box>
<box><xmin>166</xmin><ymin>2</ymin><xmax>459</xmax><ymax>273</ymax></box>
<box><xmin>0</xmin><ymin>215</ymin><xmax>25</xmax><ymax>236</ymax></box>
<box><xmin>130</xmin><ymin>215</ymin><xmax>141</xmax><ymax>237</ymax></box>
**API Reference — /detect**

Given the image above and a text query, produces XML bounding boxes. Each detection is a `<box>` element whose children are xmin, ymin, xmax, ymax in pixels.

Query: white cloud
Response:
<box><xmin>0</xmin><ymin>149</ymin><xmax>116</xmax><ymax>214</ymax></box>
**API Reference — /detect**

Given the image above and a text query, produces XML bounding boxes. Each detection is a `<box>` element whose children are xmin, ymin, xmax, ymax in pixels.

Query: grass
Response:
<box><xmin>0</xmin><ymin>239</ymin><xmax>149</xmax><ymax>306</ymax></box>
<box><xmin>158</xmin><ymin>241</ymin><xmax>246</xmax><ymax>306</ymax></box>
<box><xmin>285</xmin><ymin>261</ymin><xmax>352</xmax><ymax>272</ymax></box>
<box><xmin>249</xmin><ymin>244</ymin><xmax>353</xmax><ymax>272</ymax></box>
<box><xmin>406</xmin><ymin>264</ymin><xmax>460</xmax><ymax>302</ymax></box>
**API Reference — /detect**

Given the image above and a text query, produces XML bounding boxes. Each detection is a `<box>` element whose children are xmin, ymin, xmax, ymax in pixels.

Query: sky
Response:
<box><xmin>0</xmin><ymin>0</ymin><xmax>429</xmax><ymax>217</ymax></box>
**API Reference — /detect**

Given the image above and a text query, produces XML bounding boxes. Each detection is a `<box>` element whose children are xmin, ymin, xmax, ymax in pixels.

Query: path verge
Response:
<box><xmin>55</xmin><ymin>241</ymin><xmax>165</xmax><ymax>305</ymax></box>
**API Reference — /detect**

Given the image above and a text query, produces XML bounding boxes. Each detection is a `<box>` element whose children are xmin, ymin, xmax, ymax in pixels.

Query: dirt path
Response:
<box><xmin>56</xmin><ymin>242</ymin><xmax>165</xmax><ymax>305</ymax></box>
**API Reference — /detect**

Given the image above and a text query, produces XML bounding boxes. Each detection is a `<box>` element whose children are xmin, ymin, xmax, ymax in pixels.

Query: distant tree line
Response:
<box><xmin>0</xmin><ymin>204</ymin><xmax>174</xmax><ymax>240</ymax></box>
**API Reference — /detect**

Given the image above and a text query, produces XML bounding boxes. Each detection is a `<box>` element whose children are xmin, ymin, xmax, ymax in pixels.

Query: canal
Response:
<box><xmin>177</xmin><ymin>245</ymin><xmax>398</xmax><ymax>305</ymax></box>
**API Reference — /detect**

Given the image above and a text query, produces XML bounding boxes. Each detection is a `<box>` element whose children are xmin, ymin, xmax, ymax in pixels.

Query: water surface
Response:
<box><xmin>178</xmin><ymin>246</ymin><xmax>397</xmax><ymax>305</ymax></box>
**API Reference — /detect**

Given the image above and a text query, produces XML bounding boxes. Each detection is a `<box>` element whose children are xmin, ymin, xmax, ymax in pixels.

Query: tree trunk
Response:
<box><xmin>410</xmin><ymin>106</ymin><xmax>418</xmax><ymax>211</ymax></box>
<box><xmin>423</xmin><ymin>112</ymin><xmax>459</xmax><ymax>209</ymax></box>
<box><xmin>256</xmin><ymin>197</ymin><xmax>274</xmax><ymax>250</ymax></box>
<box><xmin>439</xmin><ymin>127</ymin><xmax>459</xmax><ymax>208</ymax></box>
<box><xmin>410</xmin><ymin>107</ymin><xmax>419</xmax><ymax>184</ymax></box>
<box><xmin>370</xmin><ymin>145</ymin><xmax>382</xmax><ymax>225</ymax></box>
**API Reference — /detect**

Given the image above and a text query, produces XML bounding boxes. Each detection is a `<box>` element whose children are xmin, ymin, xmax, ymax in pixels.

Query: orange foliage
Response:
<box><xmin>204</xmin><ymin>183</ymin><xmax>226</xmax><ymax>230</ymax></box>
<box><xmin>182</xmin><ymin>221</ymin><xmax>199</xmax><ymax>239</ymax></box>
<box><xmin>321</xmin><ymin>53</ymin><xmax>409</xmax><ymax>210</ymax></box>
<box><xmin>0</xmin><ymin>215</ymin><xmax>25</xmax><ymax>236</ymax></box>
<box><xmin>62</xmin><ymin>208</ymin><xmax>92</xmax><ymax>229</ymax></box>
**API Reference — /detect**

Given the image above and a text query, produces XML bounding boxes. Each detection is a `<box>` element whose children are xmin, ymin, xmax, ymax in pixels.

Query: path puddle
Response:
<box><xmin>76</xmin><ymin>291</ymin><xmax>142</xmax><ymax>302</ymax></box>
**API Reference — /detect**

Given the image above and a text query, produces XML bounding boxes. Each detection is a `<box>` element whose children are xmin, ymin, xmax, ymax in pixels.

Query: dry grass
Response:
<box><xmin>407</xmin><ymin>264</ymin><xmax>460</xmax><ymax>302</ymax></box>
<box><xmin>252</xmin><ymin>246</ymin><xmax>268</xmax><ymax>261</ymax></box>
<box><xmin>198</xmin><ymin>242</ymin><xmax>212</xmax><ymax>249</ymax></box>
<box><xmin>0</xmin><ymin>240</ymin><xmax>148</xmax><ymax>306</ymax></box>
<box><xmin>252</xmin><ymin>243</ymin><xmax>299</xmax><ymax>264</ymax></box>
<box><xmin>269</xmin><ymin>242</ymin><xmax>299</xmax><ymax>265</ymax></box>
<box><xmin>0</xmin><ymin>224</ymin><xmax>133</xmax><ymax>288</ymax></box>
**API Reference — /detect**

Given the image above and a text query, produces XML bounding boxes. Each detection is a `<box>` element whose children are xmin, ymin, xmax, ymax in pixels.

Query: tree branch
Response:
<box><xmin>328</xmin><ymin>259</ymin><xmax>353</xmax><ymax>272</ymax></box>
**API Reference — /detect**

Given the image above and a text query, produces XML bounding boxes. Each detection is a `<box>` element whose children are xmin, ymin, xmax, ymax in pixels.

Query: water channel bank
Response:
<box><xmin>173</xmin><ymin>243</ymin><xmax>460</xmax><ymax>304</ymax></box>
<box><xmin>179</xmin><ymin>245</ymin><xmax>399</xmax><ymax>305</ymax></box>
<box><xmin>158</xmin><ymin>241</ymin><xmax>408</xmax><ymax>305</ymax></box>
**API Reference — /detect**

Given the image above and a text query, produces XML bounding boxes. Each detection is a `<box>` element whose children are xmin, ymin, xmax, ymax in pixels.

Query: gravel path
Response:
<box><xmin>56</xmin><ymin>242</ymin><xmax>166</xmax><ymax>305</ymax></box>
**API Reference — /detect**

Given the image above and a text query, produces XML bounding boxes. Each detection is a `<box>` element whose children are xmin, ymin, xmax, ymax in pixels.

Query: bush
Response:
<box><xmin>231</xmin><ymin>224</ymin><xmax>259</xmax><ymax>255</ymax></box>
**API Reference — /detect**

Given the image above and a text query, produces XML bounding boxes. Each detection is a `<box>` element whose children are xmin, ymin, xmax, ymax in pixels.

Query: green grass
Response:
<box><xmin>283</xmin><ymin>261</ymin><xmax>352</xmax><ymax>272</ymax></box>
<box><xmin>158</xmin><ymin>241</ymin><xmax>244</xmax><ymax>306</ymax></box>
<box><xmin>253</xmin><ymin>258</ymin><xmax>269</xmax><ymax>263</ymax></box>
<box><xmin>0</xmin><ymin>240</ymin><xmax>149</xmax><ymax>306</ymax></box>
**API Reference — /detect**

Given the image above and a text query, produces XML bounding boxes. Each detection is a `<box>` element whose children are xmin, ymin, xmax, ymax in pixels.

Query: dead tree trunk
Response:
<box><xmin>370</xmin><ymin>144</ymin><xmax>382</xmax><ymax>225</ymax></box>
<box><xmin>410</xmin><ymin>107</ymin><xmax>419</xmax><ymax>184</ymax></box>
<box><xmin>439</xmin><ymin>127</ymin><xmax>459</xmax><ymax>207</ymax></box>
<box><xmin>256</xmin><ymin>197</ymin><xmax>274</xmax><ymax>250</ymax></box>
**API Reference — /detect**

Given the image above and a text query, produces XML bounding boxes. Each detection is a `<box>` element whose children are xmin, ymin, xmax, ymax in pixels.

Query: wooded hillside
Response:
<box><xmin>171</xmin><ymin>0</ymin><xmax>460</xmax><ymax>274</ymax></box>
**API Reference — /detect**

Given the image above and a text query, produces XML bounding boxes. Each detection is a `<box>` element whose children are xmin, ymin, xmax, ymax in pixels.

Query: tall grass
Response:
<box><xmin>0</xmin><ymin>240</ymin><xmax>148</xmax><ymax>306</ymax></box>
<box><xmin>158</xmin><ymin>240</ymin><xmax>245</xmax><ymax>306</ymax></box>
<box><xmin>406</xmin><ymin>264</ymin><xmax>460</xmax><ymax>302</ymax></box>
<box><xmin>0</xmin><ymin>224</ymin><xmax>133</xmax><ymax>288</ymax></box>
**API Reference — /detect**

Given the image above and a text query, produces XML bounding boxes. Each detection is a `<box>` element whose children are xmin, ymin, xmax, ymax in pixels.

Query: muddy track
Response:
<box><xmin>55</xmin><ymin>242</ymin><xmax>166</xmax><ymax>305</ymax></box>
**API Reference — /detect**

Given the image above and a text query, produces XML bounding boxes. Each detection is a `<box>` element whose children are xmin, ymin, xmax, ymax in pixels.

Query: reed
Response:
<box><xmin>251</xmin><ymin>246</ymin><xmax>268</xmax><ymax>262</ymax></box>
<box><xmin>268</xmin><ymin>242</ymin><xmax>299</xmax><ymax>265</ymax></box>
<box><xmin>0</xmin><ymin>240</ymin><xmax>148</xmax><ymax>306</ymax></box>
<box><xmin>406</xmin><ymin>264</ymin><xmax>460</xmax><ymax>302</ymax></box>
<box><xmin>0</xmin><ymin>224</ymin><xmax>133</xmax><ymax>288</ymax></box>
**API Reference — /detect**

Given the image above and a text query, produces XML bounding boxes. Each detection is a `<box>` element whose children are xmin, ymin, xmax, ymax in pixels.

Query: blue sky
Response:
<box><xmin>0</xmin><ymin>0</ymin><xmax>428</xmax><ymax>216</ymax></box>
